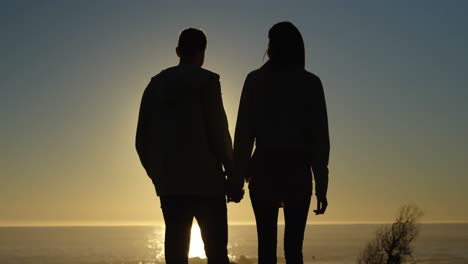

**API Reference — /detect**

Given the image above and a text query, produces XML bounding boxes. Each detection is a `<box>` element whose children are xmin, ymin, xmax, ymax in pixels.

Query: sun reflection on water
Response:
<box><xmin>146</xmin><ymin>224</ymin><xmax>206</xmax><ymax>261</ymax></box>
<box><xmin>146</xmin><ymin>226</ymin><xmax>165</xmax><ymax>261</ymax></box>
<box><xmin>189</xmin><ymin>224</ymin><xmax>206</xmax><ymax>259</ymax></box>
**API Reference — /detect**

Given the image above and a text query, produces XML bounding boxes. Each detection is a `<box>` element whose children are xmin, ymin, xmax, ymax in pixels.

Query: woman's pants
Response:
<box><xmin>251</xmin><ymin>193</ymin><xmax>311</xmax><ymax>264</ymax></box>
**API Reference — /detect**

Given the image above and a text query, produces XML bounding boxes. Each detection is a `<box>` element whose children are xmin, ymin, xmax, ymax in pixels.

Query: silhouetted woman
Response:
<box><xmin>233</xmin><ymin>22</ymin><xmax>330</xmax><ymax>264</ymax></box>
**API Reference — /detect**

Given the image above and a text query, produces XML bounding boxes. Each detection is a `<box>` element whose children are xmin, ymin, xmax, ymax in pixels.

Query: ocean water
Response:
<box><xmin>0</xmin><ymin>224</ymin><xmax>467</xmax><ymax>264</ymax></box>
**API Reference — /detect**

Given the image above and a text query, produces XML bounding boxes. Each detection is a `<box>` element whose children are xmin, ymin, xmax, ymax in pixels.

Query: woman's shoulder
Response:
<box><xmin>244</xmin><ymin>62</ymin><xmax>276</xmax><ymax>83</ymax></box>
<box><xmin>246</xmin><ymin>65</ymin><xmax>267</xmax><ymax>78</ymax></box>
<box><xmin>302</xmin><ymin>69</ymin><xmax>322</xmax><ymax>83</ymax></box>
<box><xmin>245</xmin><ymin>63</ymin><xmax>322</xmax><ymax>87</ymax></box>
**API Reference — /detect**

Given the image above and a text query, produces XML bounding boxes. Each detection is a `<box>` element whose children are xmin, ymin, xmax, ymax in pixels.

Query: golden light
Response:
<box><xmin>189</xmin><ymin>224</ymin><xmax>206</xmax><ymax>259</ymax></box>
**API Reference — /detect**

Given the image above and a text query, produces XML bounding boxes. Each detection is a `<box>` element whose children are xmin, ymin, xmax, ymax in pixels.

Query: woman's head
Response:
<box><xmin>267</xmin><ymin>21</ymin><xmax>305</xmax><ymax>68</ymax></box>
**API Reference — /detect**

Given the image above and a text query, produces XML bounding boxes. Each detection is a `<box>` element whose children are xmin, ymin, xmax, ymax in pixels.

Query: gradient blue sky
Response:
<box><xmin>1</xmin><ymin>0</ymin><xmax>468</xmax><ymax>225</ymax></box>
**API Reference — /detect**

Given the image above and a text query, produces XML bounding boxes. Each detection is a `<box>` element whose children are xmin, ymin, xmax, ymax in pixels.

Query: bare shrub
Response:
<box><xmin>357</xmin><ymin>204</ymin><xmax>423</xmax><ymax>264</ymax></box>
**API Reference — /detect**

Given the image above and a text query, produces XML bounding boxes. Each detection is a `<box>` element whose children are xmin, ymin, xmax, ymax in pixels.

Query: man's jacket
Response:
<box><xmin>136</xmin><ymin>64</ymin><xmax>234</xmax><ymax>196</ymax></box>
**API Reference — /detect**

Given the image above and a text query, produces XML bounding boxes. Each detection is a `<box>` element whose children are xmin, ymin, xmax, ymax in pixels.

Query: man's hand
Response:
<box><xmin>313</xmin><ymin>196</ymin><xmax>328</xmax><ymax>215</ymax></box>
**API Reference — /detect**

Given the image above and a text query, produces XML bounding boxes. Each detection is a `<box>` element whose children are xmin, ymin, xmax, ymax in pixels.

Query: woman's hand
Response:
<box><xmin>313</xmin><ymin>196</ymin><xmax>328</xmax><ymax>215</ymax></box>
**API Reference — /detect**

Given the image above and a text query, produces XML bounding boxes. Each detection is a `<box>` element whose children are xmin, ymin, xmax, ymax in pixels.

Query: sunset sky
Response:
<box><xmin>1</xmin><ymin>1</ymin><xmax>467</xmax><ymax>226</ymax></box>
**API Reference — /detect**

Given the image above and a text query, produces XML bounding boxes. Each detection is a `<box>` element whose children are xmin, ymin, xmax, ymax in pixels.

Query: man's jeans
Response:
<box><xmin>160</xmin><ymin>195</ymin><xmax>230</xmax><ymax>264</ymax></box>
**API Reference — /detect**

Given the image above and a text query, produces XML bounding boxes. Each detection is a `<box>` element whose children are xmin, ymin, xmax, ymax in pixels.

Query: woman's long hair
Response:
<box><xmin>267</xmin><ymin>21</ymin><xmax>305</xmax><ymax>69</ymax></box>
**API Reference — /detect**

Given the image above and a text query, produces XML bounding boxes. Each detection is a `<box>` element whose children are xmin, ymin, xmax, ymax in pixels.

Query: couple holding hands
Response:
<box><xmin>136</xmin><ymin>21</ymin><xmax>330</xmax><ymax>264</ymax></box>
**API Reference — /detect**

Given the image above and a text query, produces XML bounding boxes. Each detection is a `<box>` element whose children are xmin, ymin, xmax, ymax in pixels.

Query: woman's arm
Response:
<box><xmin>233</xmin><ymin>74</ymin><xmax>256</xmax><ymax>192</ymax></box>
<box><xmin>312</xmin><ymin>76</ymin><xmax>330</xmax><ymax>202</ymax></box>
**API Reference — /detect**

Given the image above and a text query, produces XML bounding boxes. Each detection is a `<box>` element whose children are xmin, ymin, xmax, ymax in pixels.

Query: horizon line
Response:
<box><xmin>1</xmin><ymin>220</ymin><xmax>468</xmax><ymax>228</ymax></box>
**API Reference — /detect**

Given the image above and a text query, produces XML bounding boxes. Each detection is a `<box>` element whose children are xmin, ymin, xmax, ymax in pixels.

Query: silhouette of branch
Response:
<box><xmin>357</xmin><ymin>204</ymin><xmax>423</xmax><ymax>264</ymax></box>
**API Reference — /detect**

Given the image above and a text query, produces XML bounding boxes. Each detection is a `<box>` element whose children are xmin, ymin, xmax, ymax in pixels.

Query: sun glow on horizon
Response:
<box><xmin>189</xmin><ymin>224</ymin><xmax>206</xmax><ymax>259</ymax></box>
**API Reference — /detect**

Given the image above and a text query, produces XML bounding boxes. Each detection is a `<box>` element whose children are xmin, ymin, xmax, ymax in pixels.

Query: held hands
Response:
<box><xmin>223</xmin><ymin>170</ymin><xmax>244</xmax><ymax>203</ymax></box>
<box><xmin>313</xmin><ymin>195</ymin><xmax>328</xmax><ymax>215</ymax></box>
<box><xmin>227</xmin><ymin>187</ymin><xmax>244</xmax><ymax>203</ymax></box>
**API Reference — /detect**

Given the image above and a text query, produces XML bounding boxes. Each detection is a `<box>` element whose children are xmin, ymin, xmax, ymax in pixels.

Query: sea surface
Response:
<box><xmin>0</xmin><ymin>224</ymin><xmax>467</xmax><ymax>264</ymax></box>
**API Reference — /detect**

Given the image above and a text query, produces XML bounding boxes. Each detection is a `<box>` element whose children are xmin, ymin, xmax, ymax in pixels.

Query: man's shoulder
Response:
<box><xmin>199</xmin><ymin>67</ymin><xmax>220</xmax><ymax>81</ymax></box>
<box><xmin>150</xmin><ymin>66</ymin><xmax>177</xmax><ymax>81</ymax></box>
<box><xmin>151</xmin><ymin>65</ymin><xmax>219</xmax><ymax>82</ymax></box>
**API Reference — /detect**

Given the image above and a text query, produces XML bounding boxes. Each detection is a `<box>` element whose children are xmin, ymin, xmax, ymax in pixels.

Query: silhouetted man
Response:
<box><xmin>136</xmin><ymin>28</ymin><xmax>243</xmax><ymax>264</ymax></box>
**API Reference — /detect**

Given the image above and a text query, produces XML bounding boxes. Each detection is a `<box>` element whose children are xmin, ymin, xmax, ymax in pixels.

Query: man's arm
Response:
<box><xmin>135</xmin><ymin>79</ymin><xmax>154</xmax><ymax>173</ymax></box>
<box><xmin>201</xmin><ymin>75</ymin><xmax>234</xmax><ymax>175</ymax></box>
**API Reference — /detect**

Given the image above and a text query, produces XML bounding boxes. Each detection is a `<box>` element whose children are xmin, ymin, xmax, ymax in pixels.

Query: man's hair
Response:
<box><xmin>177</xmin><ymin>28</ymin><xmax>207</xmax><ymax>57</ymax></box>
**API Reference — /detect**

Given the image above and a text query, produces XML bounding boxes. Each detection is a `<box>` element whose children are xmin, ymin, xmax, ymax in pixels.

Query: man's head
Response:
<box><xmin>176</xmin><ymin>28</ymin><xmax>207</xmax><ymax>67</ymax></box>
